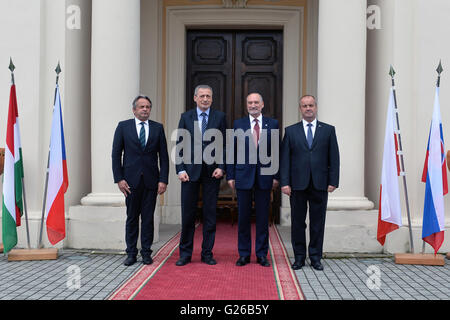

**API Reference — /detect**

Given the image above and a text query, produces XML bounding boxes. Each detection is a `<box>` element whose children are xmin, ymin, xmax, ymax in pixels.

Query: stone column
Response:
<box><xmin>316</xmin><ymin>0</ymin><xmax>374</xmax><ymax>210</ymax></box>
<box><xmin>82</xmin><ymin>0</ymin><xmax>140</xmax><ymax>206</ymax></box>
<box><xmin>68</xmin><ymin>0</ymin><xmax>156</xmax><ymax>250</ymax></box>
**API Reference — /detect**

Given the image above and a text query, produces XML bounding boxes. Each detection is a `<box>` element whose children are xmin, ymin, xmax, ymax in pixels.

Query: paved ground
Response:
<box><xmin>0</xmin><ymin>224</ymin><xmax>448</xmax><ymax>300</ymax></box>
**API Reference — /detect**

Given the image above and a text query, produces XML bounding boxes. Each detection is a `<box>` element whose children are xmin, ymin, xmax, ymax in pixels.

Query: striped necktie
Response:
<box><xmin>139</xmin><ymin>122</ymin><xmax>146</xmax><ymax>150</ymax></box>
<box><xmin>201</xmin><ymin>112</ymin><xmax>207</xmax><ymax>135</ymax></box>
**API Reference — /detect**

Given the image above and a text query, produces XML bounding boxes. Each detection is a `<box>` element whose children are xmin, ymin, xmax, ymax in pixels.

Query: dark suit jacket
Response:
<box><xmin>175</xmin><ymin>108</ymin><xmax>227</xmax><ymax>182</ymax></box>
<box><xmin>280</xmin><ymin>120</ymin><xmax>339</xmax><ymax>191</ymax></box>
<box><xmin>112</xmin><ymin>119</ymin><xmax>169</xmax><ymax>189</ymax></box>
<box><xmin>226</xmin><ymin>116</ymin><xmax>279</xmax><ymax>190</ymax></box>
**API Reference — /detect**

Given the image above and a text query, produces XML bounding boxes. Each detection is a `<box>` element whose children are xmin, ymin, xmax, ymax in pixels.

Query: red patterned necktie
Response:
<box><xmin>253</xmin><ymin>119</ymin><xmax>260</xmax><ymax>147</ymax></box>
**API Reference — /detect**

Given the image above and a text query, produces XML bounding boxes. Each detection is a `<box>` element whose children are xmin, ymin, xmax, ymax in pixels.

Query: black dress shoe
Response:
<box><xmin>124</xmin><ymin>256</ymin><xmax>137</xmax><ymax>266</ymax></box>
<box><xmin>257</xmin><ymin>256</ymin><xmax>270</xmax><ymax>267</ymax></box>
<box><xmin>291</xmin><ymin>260</ymin><xmax>305</xmax><ymax>270</ymax></box>
<box><xmin>235</xmin><ymin>256</ymin><xmax>250</xmax><ymax>266</ymax></box>
<box><xmin>175</xmin><ymin>256</ymin><xmax>191</xmax><ymax>266</ymax></box>
<box><xmin>201</xmin><ymin>256</ymin><xmax>217</xmax><ymax>265</ymax></box>
<box><xmin>311</xmin><ymin>261</ymin><xmax>324</xmax><ymax>271</ymax></box>
<box><xmin>142</xmin><ymin>256</ymin><xmax>153</xmax><ymax>265</ymax></box>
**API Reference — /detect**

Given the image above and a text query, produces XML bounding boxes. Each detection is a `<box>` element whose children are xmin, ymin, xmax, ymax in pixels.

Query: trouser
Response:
<box><xmin>179</xmin><ymin>165</ymin><xmax>220</xmax><ymax>258</ymax></box>
<box><xmin>125</xmin><ymin>177</ymin><xmax>158</xmax><ymax>257</ymax></box>
<box><xmin>236</xmin><ymin>187</ymin><xmax>271</xmax><ymax>258</ymax></box>
<box><xmin>290</xmin><ymin>181</ymin><xmax>328</xmax><ymax>263</ymax></box>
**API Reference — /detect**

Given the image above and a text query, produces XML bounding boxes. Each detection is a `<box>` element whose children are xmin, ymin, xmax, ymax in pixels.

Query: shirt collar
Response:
<box><xmin>303</xmin><ymin>118</ymin><xmax>317</xmax><ymax>128</ymax></box>
<box><xmin>197</xmin><ymin>107</ymin><xmax>210</xmax><ymax>117</ymax></box>
<box><xmin>135</xmin><ymin>118</ymin><xmax>149</xmax><ymax>125</ymax></box>
<box><xmin>249</xmin><ymin>113</ymin><xmax>263</xmax><ymax>124</ymax></box>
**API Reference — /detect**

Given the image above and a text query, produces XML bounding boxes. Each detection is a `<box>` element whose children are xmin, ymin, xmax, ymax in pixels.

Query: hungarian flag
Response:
<box><xmin>421</xmin><ymin>86</ymin><xmax>447</xmax><ymax>254</ymax></box>
<box><xmin>377</xmin><ymin>88</ymin><xmax>402</xmax><ymax>245</ymax></box>
<box><xmin>2</xmin><ymin>84</ymin><xmax>24</xmax><ymax>253</ymax></box>
<box><xmin>45</xmin><ymin>85</ymin><xmax>68</xmax><ymax>245</ymax></box>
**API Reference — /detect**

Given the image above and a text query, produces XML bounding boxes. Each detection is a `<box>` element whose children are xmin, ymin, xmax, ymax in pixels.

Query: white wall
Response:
<box><xmin>0</xmin><ymin>0</ymin><xmax>43</xmax><ymax>212</ymax></box>
<box><xmin>366</xmin><ymin>0</ymin><xmax>450</xmax><ymax>230</ymax></box>
<box><xmin>0</xmin><ymin>0</ymin><xmax>92</xmax><ymax>248</ymax></box>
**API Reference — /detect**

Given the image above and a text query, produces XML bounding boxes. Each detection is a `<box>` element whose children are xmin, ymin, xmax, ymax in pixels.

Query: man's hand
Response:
<box><xmin>281</xmin><ymin>185</ymin><xmax>291</xmax><ymax>197</ymax></box>
<box><xmin>178</xmin><ymin>172</ymin><xmax>190</xmax><ymax>182</ymax></box>
<box><xmin>212</xmin><ymin>168</ymin><xmax>224</xmax><ymax>179</ymax></box>
<box><xmin>228</xmin><ymin>179</ymin><xmax>235</xmax><ymax>190</ymax></box>
<box><xmin>158</xmin><ymin>182</ymin><xmax>167</xmax><ymax>195</ymax></box>
<box><xmin>118</xmin><ymin>180</ymin><xmax>131</xmax><ymax>197</ymax></box>
<box><xmin>272</xmin><ymin>179</ymin><xmax>279</xmax><ymax>190</ymax></box>
<box><xmin>327</xmin><ymin>185</ymin><xmax>336</xmax><ymax>193</ymax></box>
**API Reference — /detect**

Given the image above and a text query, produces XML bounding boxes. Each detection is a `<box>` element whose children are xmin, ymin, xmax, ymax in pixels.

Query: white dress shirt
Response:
<box><xmin>249</xmin><ymin>114</ymin><xmax>263</xmax><ymax>134</ymax></box>
<box><xmin>302</xmin><ymin>118</ymin><xmax>317</xmax><ymax>138</ymax></box>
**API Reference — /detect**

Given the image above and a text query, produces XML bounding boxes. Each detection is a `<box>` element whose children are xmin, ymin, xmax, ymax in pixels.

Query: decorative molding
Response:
<box><xmin>223</xmin><ymin>0</ymin><xmax>248</xmax><ymax>8</ymax></box>
<box><xmin>164</xmin><ymin>7</ymin><xmax>304</xmax><ymax>224</ymax></box>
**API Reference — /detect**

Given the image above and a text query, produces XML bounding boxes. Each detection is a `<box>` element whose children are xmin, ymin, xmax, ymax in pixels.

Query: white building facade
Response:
<box><xmin>0</xmin><ymin>0</ymin><xmax>449</xmax><ymax>253</ymax></box>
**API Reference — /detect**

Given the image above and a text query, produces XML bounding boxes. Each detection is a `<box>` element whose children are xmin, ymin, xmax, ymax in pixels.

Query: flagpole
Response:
<box><xmin>37</xmin><ymin>62</ymin><xmax>61</xmax><ymax>249</ymax></box>
<box><xmin>421</xmin><ymin>60</ymin><xmax>444</xmax><ymax>254</ymax></box>
<box><xmin>37</xmin><ymin>152</ymin><xmax>50</xmax><ymax>249</ymax></box>
<box><xmin>9</xmin><ymin>58</ymin><xmax>31</xmax><ymax>249</ymax></box>
<box><xmin>389</xmin><ymin>66</ymin><xmax>415</xmax><ymax>254</ymax></box>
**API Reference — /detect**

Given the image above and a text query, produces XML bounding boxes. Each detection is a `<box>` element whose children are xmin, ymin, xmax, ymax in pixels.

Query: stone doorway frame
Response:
<box><xmin>162</xmin><ymin>6</ymin><xmax>305</xmax><ymax>225</ymax></box>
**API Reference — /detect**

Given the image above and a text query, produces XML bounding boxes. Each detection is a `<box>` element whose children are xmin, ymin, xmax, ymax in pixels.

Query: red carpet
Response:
<box><xmin>109</xmin><ymin>223</ymin><xmax>304</xmax><ymax>300</ymax></box>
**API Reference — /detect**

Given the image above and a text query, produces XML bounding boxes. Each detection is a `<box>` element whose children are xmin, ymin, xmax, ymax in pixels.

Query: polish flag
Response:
<box><xmin>377</xmin><ymin>88</ymin><xmax>402</xmax><ymax>246</ymax></box>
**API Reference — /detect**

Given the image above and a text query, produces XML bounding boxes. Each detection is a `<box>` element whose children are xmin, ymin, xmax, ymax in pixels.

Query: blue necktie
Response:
<box><xmin>139</xmin><ymin>122</ymin><xmax>146</xmax><ymax>150</ymax></box>
<box><xmin>306</xmin><ymin>123</ymin><xmax>313</xmax><ymax>148</ymax></box>
<box><xmin>201</xmin><ymin>112</ymin><xmax>207</xmax><ymax>135</ymax></box>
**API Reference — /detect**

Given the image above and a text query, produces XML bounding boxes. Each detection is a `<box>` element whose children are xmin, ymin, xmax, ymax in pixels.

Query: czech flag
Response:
<box><xmin>45</xmin><ymin>85</ymin><xmax>69</xmax><ymax>245</ymax></box>
<box><xmin>421</xmin><ymin>86</ymin><xmax>447</xmax><ymax>254</ymax></box>
<box><xmin>377</xmin><ymin>88</ymin><xmax>402</xmax><ymax>246</ymax></box>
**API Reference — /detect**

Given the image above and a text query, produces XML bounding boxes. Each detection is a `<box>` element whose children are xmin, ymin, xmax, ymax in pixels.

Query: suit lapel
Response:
<box><xmin>311</xmin><ymin>121</ymin><xmax>323</xmax><ymax>149</ymax></box>
<box><xmin>145</xmin><ymin>121</ymin><xmax>156</xmax><ymax>150</ymax></box>
<box><xmin>127</xmin><ymin>119</ymin><xmax>141</xmax><ymax>147</ymax></box>
<box><xmin>298</xmin><ymin>121</ymin><xmax>309</xmax><ymax>149</ymax></box>
<box><xmin>190</xmin><ymin>108</ymin><xmax>198</xmax><ymax>125</ymax></box>
<box><xmin>244</xmin><ymin>116</ymin><xmax>251</xmax><ymax>131</ymax></box>
<box><xmin>206</xmin><ymin>108</ymin><xmax>215</xmax><ymax>130</ymax></box>
<box><xmin>259</xmin><ymin>116</ymin><xmax>269</xmax><ymax>147</ymax></box>
<box><xmin>261</xmin><ymin>116</ymin><xmax>267</xmax><ymax>130</ymax></box>
<box><xmin>188</xmin><ymin>108</ymin><xmax>200</xmax><ymax>136</ymax></box>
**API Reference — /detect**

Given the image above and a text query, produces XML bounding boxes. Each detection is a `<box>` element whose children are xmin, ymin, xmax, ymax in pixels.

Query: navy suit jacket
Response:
<box><xmin>227</xmin><ymin>116</ymin><xmax>279</xmax><ymax>190</ymax></box>
<box><xmin>112</xmin><ymin>119</ymin><xmax>169</xmax><ymax>189</ymax></box>
<box><xmin>280</xmin><ymin>120</ymin><xmax>339</xmax><ymax>191</ymax></box>
<box><xmin>175</xmin><ymin>108</ymin><xmax>227</xmax><ymax>182</ymax></box>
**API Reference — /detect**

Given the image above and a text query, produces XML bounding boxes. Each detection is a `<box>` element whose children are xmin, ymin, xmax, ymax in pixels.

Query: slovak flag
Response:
<box><xmin>421</xmin><ymin>86</ymin><xmax>447</xmax><ymax>254</ymax></box>
<box><xmin>377</xmin><ymin>88</ymin><xmax>402</xmax><ymax>245</ymax></box>
<box><xmin>45</xmin><ymin>85</ymin><xmax>69</xmax><ymax>245</ymax></box>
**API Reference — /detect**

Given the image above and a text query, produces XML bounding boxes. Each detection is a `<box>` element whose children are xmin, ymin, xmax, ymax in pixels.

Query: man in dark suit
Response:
<box><xmin>280</xmin><ymin>95</ymin><xmax>339</xmax><ymax>271</ymax></box>
<box><xmin>175</xmin><ymin>85</ymin><xmax>227</xmax><ymax>266</ymax></box>
<box><xmin>227</xmin><ymin>93</ymin><xmax>279</xmax><ymax>267</ymax></box>
<box><xmin>112</xmin><ymin>95</ymin><xmax>169</xmax><ymax>266</ymax></box>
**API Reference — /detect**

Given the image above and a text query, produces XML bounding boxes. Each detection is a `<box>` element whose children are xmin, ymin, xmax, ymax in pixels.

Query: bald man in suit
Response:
<box><xmin>227</xmin><ymin>93</ymin><xmax>279</xmax><ymax>267</ymax></box>
<box><xmin>280</xmin><ymin>95</ymin><xmax>339</xmax><ymax>271</ymax></box>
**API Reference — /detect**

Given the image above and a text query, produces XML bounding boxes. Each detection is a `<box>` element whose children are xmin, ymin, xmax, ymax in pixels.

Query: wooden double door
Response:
<box><xmin>186</xmin><ymin>29</ymin><xmax>283</xmax><ymax>223</ymax></box>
